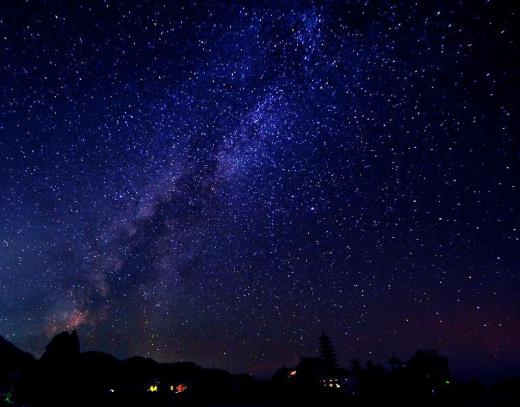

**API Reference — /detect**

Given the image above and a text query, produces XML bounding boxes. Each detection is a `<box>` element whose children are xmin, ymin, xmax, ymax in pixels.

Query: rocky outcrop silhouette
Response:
<box><xmin>39</xmin><ymin>330</ymin><xmax>80</xmax><ymax>363</ymax></box>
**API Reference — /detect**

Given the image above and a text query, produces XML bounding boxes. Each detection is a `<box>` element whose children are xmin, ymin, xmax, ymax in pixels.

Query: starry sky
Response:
<box><xmin>0</xmin><ymin>0</ymin><xmax>518</xmax><ymax>381</ymax></box>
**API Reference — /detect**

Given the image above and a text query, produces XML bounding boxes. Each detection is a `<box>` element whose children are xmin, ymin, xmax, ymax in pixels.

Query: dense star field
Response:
<box><xmin>0</xmin><ymin>1</ymin><xmax>518</xmax><ymax>381</ymax></box>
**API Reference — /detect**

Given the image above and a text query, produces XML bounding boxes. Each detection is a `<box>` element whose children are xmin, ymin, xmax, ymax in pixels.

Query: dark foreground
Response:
<box><xmin>1</xmin><ymin>331</ymin><xmax>518</xmax><ymax>406</ymax></box>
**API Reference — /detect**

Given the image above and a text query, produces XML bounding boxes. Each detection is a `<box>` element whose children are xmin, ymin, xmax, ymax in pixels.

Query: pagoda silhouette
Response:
<box><xmin>319</xmin><ymin>331</ymin><xmax>339</xmax><ymax>370</ymax></box>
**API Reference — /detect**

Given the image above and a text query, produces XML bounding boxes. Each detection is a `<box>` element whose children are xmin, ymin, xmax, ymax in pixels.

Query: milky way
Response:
<box><xmin>0</xmin><ymin>1</ymin><xmax>518</xmax><ymax>380</ymax></box>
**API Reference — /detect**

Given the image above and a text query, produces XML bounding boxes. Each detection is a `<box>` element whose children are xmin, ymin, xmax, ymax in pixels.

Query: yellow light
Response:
<box><xmin>148</xmin><ymin>385</ymin><xmax>158</xmax><ymax>392</ymax></box>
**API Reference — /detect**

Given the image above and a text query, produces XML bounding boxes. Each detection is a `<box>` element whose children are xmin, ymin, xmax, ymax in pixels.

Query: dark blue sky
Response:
<box><xmin>0</xmin><ymin>0</ymin><xmax>518</xmax><ymax>382</ymax></box>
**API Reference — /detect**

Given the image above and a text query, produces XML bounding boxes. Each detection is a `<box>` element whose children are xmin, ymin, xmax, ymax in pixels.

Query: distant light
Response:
<box><xmin>289</xmin><ymin>370</ymin><xmax>297</xmax><ymax>377</ymax></box>
<box><xmin>3</xmin><ymin>392</ymin><xmax>13</xmax><ymax>405</ymax></box>
<box><xmin>445</xmin><ymin>380</ymin><xmax>451</xmax><ymax>385</ymax></box>
<box><xmin>109</xmin><ymin>388</ymin><xmax>115</xmax><ymax>393</ymax></box>
<box><xmin>170</xmin><ymin>383</ymin><xmax>188</xmax><ymax>393</ymax></box>
<box><xmin>148</xmin><ymin>385</ymin><xmax>158</xmax><ymax>392</ymax></box>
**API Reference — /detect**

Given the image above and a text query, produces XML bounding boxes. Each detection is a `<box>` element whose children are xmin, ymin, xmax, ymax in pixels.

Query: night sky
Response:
<box><xmin>0</xmin><ymin>1</ymin><xmax>518</xmax><ymax>381</ymax></box>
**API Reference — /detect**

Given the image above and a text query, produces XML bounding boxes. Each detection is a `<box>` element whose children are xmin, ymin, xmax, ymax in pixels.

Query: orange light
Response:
<box><xmin>171</xmin><ymin>383</ymin><xmax>188</xmax><ymax>393</ymax></box>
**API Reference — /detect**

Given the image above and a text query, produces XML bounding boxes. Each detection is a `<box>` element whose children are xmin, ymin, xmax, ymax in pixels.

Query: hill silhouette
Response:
<box><xmin>0</xmin><ymin>336</ymin><xmax>35</xmax><ymax>392</ymax></box>
<box><xmin>0</xmin><ymin>331</ymin><xmax>518</xmax><ymax>406</ymax></box>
